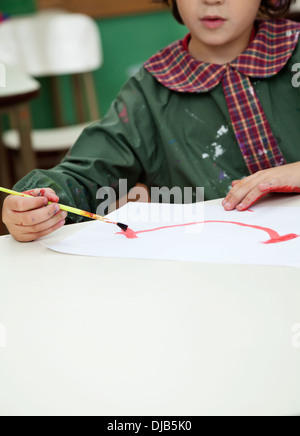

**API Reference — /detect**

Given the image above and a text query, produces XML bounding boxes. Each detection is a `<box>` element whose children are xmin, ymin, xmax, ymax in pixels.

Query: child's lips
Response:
<box><xmin>201</xmin><ymin>16</ymin><xmax>226</xmax><ymax>29</ymax></box>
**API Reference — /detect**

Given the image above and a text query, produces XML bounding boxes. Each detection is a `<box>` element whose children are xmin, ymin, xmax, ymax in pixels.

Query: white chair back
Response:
<box><xmin>0</xmin><ymin>64</ymin><xmax>40</xmax><ymax>98</ymax></box>
<box><xmin>0</xmin><ymin>10</ymin><xmax>103</xmax><ymax>76</ymax></box>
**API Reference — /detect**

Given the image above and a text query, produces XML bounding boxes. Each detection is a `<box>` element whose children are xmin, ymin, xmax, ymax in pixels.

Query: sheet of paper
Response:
<box><xmin>41</xmin><ymin>202</ymin><xmax>300</xmax><ymax>267</ymax></box>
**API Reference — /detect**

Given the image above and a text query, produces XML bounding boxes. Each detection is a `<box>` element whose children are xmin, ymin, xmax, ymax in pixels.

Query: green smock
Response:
<box><xmin>14</xmin><ymin>35</ymin><xmax>300</xmax><ymax>223</ymax></box>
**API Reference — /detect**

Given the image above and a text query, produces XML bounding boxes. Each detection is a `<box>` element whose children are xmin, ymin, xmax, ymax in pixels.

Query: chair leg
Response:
<box><xmin>73</xmin><ymin>74</ymin><xmax>86</xmax><ymax>124</ymax></box>
<box><xmin>82</xmin><ymin>72</ymin><xmax>100</xmax><ymax>121</ymax></box>
<box><xmin>50</xmin><ymin>76</ymin><xmax>65</xmax><ymax>128</ymax></box>
<box><xmin>13</xmin><ymin>103</ymin><xmax>37</xmax><ymax>177</ymax></box>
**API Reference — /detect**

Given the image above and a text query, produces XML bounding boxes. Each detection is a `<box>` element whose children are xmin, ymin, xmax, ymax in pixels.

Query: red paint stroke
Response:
<box><xmin>117</xmin><ymin>221</ymin><xmax>299</xmax><ymax>244</ymax></box>
<box><xmin>121</xmin><ymin>228</ymin><xmax>139</xmax><ymax>239</ymax></box>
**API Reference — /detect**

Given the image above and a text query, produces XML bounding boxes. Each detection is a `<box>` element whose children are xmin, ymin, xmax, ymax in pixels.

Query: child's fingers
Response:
<box><xmin>231</xmin><ymin>180</ymin><xmax>242</xmax><ymax>187</ymax></box>
<box><xmin>222</xmin><ymin>180</ymin><xmax>249</xmax><ymax>209</ymax></box>
<box><xmin>14</xmin><ymin>217</ymin><xmax>67</xmax><ymax>243</ymax></box>
<box><xmin>223</xmin><ymin>185</ymin><xmax>267</xmax><ymax>211</ymax></box>
<box><xmin>222</xmin><ymin>173</ymin><xmax>261</xmax><ymax>210</ymax></box>
<box><xmin>4</xmin><ymin>194</ymin><xmax>48</xmax><ymax>213</ymax></box>
<box><xmin>8</xmin><ymin>202</ymin><xmax>62</xmax><ymax>226</ymax></box>
<box><xmin>15</xmin><ymin>210</ymin><xmax>67</xmax><ymax>235</ymax></box>
<box><xmin>2</xmin><ymin>188</ymin><xmax>63</xmax><ymax>242</ymax></box>
<box><xmin>23</xmin><ymin>188</ymin><xmax>59</xmax><ymax>203</ymax></box>
<box><xmin>235</xmin><ymin>189</ymin><xmax>268</xmax><ymax>211</ymax></box>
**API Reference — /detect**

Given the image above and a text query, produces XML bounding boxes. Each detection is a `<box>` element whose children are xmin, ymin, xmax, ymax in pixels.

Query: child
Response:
<box><xmin>3</xmin><ymin>0</ymin><xmax>300</xmax><ymax>242</ymax></box>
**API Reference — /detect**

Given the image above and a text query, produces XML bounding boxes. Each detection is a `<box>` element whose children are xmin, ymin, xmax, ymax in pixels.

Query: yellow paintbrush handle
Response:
<box><xmin>56</xmin><ymin>203</ymin><xmax>111</xmax><ymax>224</ymax></box>
<box><xmin>0</xmin><ymin>187</ymin><xmax>33</xmax><ymax>198</ymax></box>
<box><xmin>0</xmin><ymin>186</ymin><xmax>128</xmax><ymax>231</ymax></box>
<box><xmin>0</xmin><ymin>187</ymin><xmax>109</xmax><ymax>223</ymax></box>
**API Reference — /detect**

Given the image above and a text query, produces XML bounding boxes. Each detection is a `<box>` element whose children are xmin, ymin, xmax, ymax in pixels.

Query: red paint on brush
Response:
<box><xmin>117</xmin><ymin>221</ymin><xmax>299</xmax><ymax>244</ymax></box>
<box><xmin>80</xmin><ymin>210</ymin><xmax>97</xmax><ymax>220</ymax></box>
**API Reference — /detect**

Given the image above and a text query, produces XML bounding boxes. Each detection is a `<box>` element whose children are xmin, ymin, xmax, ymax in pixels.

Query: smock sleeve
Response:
<box><xmin>14</xmin><ymin>71</ymin><xmax>155</xmax><ymax>223</ymax></box>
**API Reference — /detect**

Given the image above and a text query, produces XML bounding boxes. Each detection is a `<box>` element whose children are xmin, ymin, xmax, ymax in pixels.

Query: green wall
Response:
<box><xmin>0</xmin><ymin>0</ymin><xmax>186</xmax><ymax>128</ymax></box>
<box><xmin>0</xmin><ymin>0</ymin><xmax>36</xmax><ymax>15</ymax></box>
<box><xmin>94</xmin><ymin>13</ymin><xmax>186</xmax><ymax>116</ymax></box>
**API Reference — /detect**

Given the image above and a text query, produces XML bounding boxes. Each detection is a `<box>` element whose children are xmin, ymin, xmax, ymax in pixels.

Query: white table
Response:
<box><xmin>0</xmin><ymin>197</ymin><xmax>300</xmax><ymax>416</ymax></box>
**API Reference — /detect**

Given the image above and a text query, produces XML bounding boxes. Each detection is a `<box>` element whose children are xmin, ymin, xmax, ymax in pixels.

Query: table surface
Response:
<box><xmin>0</xmin><ymin>197</ymin><xmax>300</xmax><ymax>416</ymax></box>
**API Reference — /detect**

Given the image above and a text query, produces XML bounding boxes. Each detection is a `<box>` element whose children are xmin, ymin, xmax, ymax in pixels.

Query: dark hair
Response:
<box><xmin>154</xmin><ymin>0</ymin><xmax>296</xmax><ymax>24</ymax></box>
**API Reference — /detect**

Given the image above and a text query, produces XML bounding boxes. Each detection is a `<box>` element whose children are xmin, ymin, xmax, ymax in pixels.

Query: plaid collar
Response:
<box><xmin>144</xmin><ymin>19</ymin><xmax>300</xmax><ymax>93</ymax></box>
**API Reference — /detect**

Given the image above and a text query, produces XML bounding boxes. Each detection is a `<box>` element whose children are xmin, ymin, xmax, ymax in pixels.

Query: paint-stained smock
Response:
<box><xmin>14</xmin><ymin>19</ymin><xmax>300</xmax><ymax>223</ymax></box>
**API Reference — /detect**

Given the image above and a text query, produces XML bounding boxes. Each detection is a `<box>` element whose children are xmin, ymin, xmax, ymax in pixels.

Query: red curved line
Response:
<box><xmin>117</xmin><ymin>221</ymin><xmax>299</xmax><ymax>244</ymax></box>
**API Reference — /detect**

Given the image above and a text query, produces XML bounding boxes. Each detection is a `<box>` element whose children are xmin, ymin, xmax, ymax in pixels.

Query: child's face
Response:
<box><xmin>177</xmin><ymin>0</ymin><xmax>261</xmax><ymax>48</ymax></box>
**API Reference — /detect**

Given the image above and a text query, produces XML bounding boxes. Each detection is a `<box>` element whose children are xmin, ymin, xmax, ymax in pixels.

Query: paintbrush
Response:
<box><xmin>0</xmin><ymin>187</ymin><xmax>128</xmax><ymax>232</ymax></box>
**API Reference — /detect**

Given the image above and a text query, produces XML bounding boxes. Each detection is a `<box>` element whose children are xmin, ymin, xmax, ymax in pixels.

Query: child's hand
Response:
<box><xmin>222</xmin><ymin>162</ymin><xmax>300</xmax><ymax>211</ymax></box>
<box><xmin>2</xmin><ymin>188</ymin><xmax>68</xmax><ymax>242</ymax></box>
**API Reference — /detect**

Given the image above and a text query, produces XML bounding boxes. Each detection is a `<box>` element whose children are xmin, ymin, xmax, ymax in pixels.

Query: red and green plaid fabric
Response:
<box><xmin>144</xmin><ymin>19</ymin><xmax>300</xmax><ymax>174</ymax></box>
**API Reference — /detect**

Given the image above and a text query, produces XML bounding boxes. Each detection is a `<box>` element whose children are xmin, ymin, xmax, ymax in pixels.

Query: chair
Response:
<box><xmin>0</xmin><ymin>64</ymin><xmax>40</xmax><ymax>235</ymax></box>
<box><xmin>0</xmin><ymin>64</ymin><xmax>40</xmax><ymax>180</ymax></box>
<box><xmin>0</xmin><ymin>9</ymin><xmax>103</xmax><ymax>179</ymax></box>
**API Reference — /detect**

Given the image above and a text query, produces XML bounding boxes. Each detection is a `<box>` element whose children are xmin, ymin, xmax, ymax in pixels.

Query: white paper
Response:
<box><xmin>41</xmin><ymin>202</ymin><xmax>300</xmax><ymax>267</ymax></box>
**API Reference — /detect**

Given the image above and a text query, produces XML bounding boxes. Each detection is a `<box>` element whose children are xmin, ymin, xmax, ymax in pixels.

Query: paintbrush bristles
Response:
<box><xmin>93</xmin><ymin>215</ymin><xmax>128</xmax><ymax>232</ymax></box>
<box><xmin>117</xmin><ymin>223</ymin><xmax>128</xmax><ymax>232</ymax></box>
